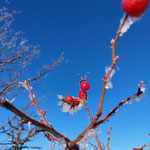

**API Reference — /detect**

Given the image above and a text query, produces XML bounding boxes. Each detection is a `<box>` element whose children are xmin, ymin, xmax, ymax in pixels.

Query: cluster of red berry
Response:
<box><xmin>63</xmin><ymin>78</ymin><xmax>90</xmax><ymax>107</ymax></box>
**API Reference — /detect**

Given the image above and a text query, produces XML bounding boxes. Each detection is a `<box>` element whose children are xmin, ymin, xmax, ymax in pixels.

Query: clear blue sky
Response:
<box><xmin>1</xmin><ymin>0</ymin><xmax>150</xmax><ymax>150</ymax></box>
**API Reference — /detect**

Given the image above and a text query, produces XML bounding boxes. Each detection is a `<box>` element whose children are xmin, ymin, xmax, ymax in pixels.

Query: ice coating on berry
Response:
<box><xmin>69</xmin><ymin>103</ymin><xmax>82</xmax><ymax>114</ymax></box>
<box><xmin>122</xmin><ymin>0</ymin><xmax>149</xmax><ymax>17</ymax></box>
<box><xmin>60</xmin><ymin>101</ymin><xmax>83</xmax><ymax>114</ymax></box>
<box><xmin>61</xmin><ymin>103</ymin><xmax>71</xmax><ymax>112</ymax></box>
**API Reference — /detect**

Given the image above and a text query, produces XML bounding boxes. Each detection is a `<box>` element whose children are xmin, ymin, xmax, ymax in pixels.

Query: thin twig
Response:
<box><xmin>20</xmin><ymin>81</ymin><xmax>49</xmax><ymax>126</ymax></box>
<box><xmin>88</xmin><ymin>142</ymin><xmax>98</xmax><ymax>150</ymax></box>
<box><xmin>20</xmin><ymin>81</ymin><xmax>57</xmax><ymax>142</ymax></box>
<box><xmin>95</xmin><ymin>56</ymin><xmax>119</xmax><ymax>120</ymax></box>
<box><xmin>27</xmin><ymin>52</ymin><xmax>64</xmax><ymax>82</ymax></box>
<box><xmin>95</xmin><ymin>135</ymin><xmax>102</xmax><ymax>150</ymax></box>
<box><xmin>111</xmin><ymin>14</ymin><xmax>128</xmax><ymax>59</ymax></box>
<box><xmin>107</xmin><ymin>127</ymin><xmax>112</xmax><ymax>150</ymax></box>
<box><xmin>81</xmin><ymin>101</ymin><xmax>93</xmax><ymax>121</ymax></box>
<box><xmin>137</xmin><ymin>144</ymin><xmax>146</xmax><ymax>150</ymax></box>
<box><xmin>95</xmin><ymin>88</ymin><xmax>142</xmax><ymax>126</ymax></box>
<box><xmin>95</xmin><ymin>15</ymin><xmax>128</xmax><ymax>120</ymax></box>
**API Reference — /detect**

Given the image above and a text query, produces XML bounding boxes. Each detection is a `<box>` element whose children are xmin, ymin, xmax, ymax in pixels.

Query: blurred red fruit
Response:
<box><xmin>80</xmin><ymin>81</ymin><xmax>90</xmax><ymax>91</ymax></box>
<box><xmin>78</xmin><ymin>90</ymin><xmax>87</xmax><ymax>99</ymax></box>
<box><xmin>73</xmin><ymin>100</ymin><xmax>79</xmax><ymax>106</ymax></box>
<box><xmin>121</xmin><ymin>0</ymin><xmax>149</xmax><ymax>17</ymax></box>
<box><xmin>65</xmin><ymin>96</ymin><xmax>73</xmax><ymax>103</ymax></box>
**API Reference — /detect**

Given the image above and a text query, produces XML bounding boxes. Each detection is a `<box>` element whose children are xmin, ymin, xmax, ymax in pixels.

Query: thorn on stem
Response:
<box><xmin>10</xmin><ymin>98</ymin><xmax>15</xmax><ymax>104</ymax></box>
<box><xmin>139</xmin><ymin>81</ymin><xmax>146</xmax><ymax>89</ymax></box>
<box><xmin>110</xmin><ymin>39</ymin><xmax>115</xmax><ymax>45</ymax></box>
<box><xmin>28</xmin><ymin>121</ymin><xmax>32</xmax><ymax>130</ymax></box>
<box><xmin>43</xmin><ymin>110</ymin><xmax>46</xmax><ymax>116</ymax></box>
<box><xmin>113</xmin><ymin>56</ymin><xmax>119</xmax><ymax>63</ymax></box>
<box><xmin>19</xmin><ymin>119</ymin><xmax>28</xmax><ymax>124</ymax></box>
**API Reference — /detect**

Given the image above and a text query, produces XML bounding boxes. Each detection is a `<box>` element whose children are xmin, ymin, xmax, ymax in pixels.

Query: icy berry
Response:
<box><xmin>78</xmin><ymin>90</ymin><xmax>87</xmax><ymax>99</ymax></box>
<box><xmin>133</xmin><ymin>148</ymin><xmax>137</xmax><ymax>150</ymax></box>
<box><xmin>121</xmin><ymin>0</ymin><xmax>149</xmax><ymax>17</ymax></box>
<box><xmin>73</xmin><ymin>100</ymin><xmax>79</xmax><ymax>106</ymax></box>
<box><xmin>65</xmin><ymin>96</ymin><xmax>73</xmax><ymax>103</ymax></box>
<box><xmin>80</xmin><ymin>81</ymin><xmax>90</xmax><ymax>91</ymax></box>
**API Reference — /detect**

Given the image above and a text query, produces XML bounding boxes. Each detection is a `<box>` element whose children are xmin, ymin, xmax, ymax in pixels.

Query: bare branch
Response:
<box><xmin>107</xmin><ymin>127</ymin><xmax>112</xmax><ymax>150</ymax></box>
<box><xmin>0</xmin><ymin>98</ymin><xmax>71</xmax><ymax>143</ymax></box>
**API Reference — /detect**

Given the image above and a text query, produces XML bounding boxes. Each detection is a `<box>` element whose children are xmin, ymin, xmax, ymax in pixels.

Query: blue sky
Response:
<box><xmin>1</xmin><ymin>0</ymin><xmax>150</xmax><ymax>150</ymax></box>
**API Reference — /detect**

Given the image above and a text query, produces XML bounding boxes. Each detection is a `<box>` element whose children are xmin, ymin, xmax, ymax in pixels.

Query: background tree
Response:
<box><xmin>0</xmin><ymin>117</ymin><xmax>42</xmax><ymax>150</ymax></box>
<box><xmin>0</xmin><ymin>1</ymin><xmax>64</xmax><ymax>149</ymax></box>
<box><xmin>0</xmin><ymin>2</ymin><xmax>64</xmax><ymax>97</ymax></box>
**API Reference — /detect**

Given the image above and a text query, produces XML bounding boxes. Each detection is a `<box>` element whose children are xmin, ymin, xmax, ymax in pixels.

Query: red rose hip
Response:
<box><xmin>73</xmin><ymin>100</ymin><xmax>79</xmax><ymax>106</ymax></box>
<box><xmin>80</xmin><ymin>81</ymin><xmax>90</xmax><ymax>91</ymax></box>
<box><xmin>121</xmin><ymin>0</ymin><xmax>149</xmax><ymax>17</ymax></box>
<box><xmin>65</xmin><ymin>96</ymin><xmax>73</xmax><ymax>103</ymax></box>
<box><xmin>78</xmin><ymin>90</ymin><xmax>87</xmax><ymax>100</ymax></box>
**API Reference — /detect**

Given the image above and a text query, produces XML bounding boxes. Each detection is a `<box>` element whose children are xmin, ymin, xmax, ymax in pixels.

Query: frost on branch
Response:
<box><xmin>135</xmin><ymin>87</ymin><xmax>145</xmax><ymax>101</ymax></box>
<box><xmin>105</xmin><ymin>66</ymin><xmax>115</xmax><ymax>89</ymax></box>
<box><xmin>57</xmin><ymin>138</ymin><xmax>66</xmax><ymax>148</ymax></box>
<box><xmin>120</xmin><ymin>14</ymin><xmax>139</xmax><ymax>36</ymax></box>
<box><xmin>19</xmin><ymin>82</ymin><xmax>33</xmax><ymax>90</ymax></box>
<box><xmin>79</xmin><ymin>128</ymin><xmax>101</xmax><ymax>150</ymax></box>
<box><xmin>57</xmin><ymin>94</ymin><xmax>63</xmax><ymax>100</ymax></box>
<box><xmin>135</xmin><ymin>81</ymin><xmax>146</xmax><ymax>101</ymax></box>
<box><xmin>57</xmin><ymin>138</ymin><xmax>66</xmax><ymax>147</ymax></box>
<box><xmin>125</xmin><ymin>99</ymin><xmax>132</xmax><ymax>105</ymax></box>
